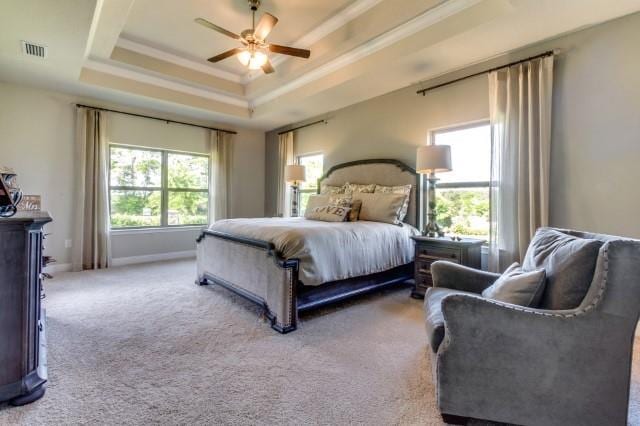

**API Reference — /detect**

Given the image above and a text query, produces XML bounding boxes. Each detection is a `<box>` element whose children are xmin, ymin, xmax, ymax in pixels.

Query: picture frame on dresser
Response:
<box><xmin>410</xmin><ymin>235</ymin><xmax>485</xmax><ymax>298</ymax></box>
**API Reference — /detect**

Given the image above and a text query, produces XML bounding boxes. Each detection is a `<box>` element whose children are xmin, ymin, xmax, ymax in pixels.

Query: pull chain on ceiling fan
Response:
<box><xmin>195</xmin><ymin>0</ymin><xmax>311</xmax><ymax>74</ymax></box>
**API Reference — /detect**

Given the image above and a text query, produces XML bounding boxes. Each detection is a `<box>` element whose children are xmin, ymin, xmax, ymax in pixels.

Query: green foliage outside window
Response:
<box><xmin>109</xmin><ymin>146</ymin><xmax>208</xmax><ymax>228</ymax></box>
<box><xmin>436</xmin><ymin>188</ymin><xmax>489</xmax><ymax>239</ymax></box>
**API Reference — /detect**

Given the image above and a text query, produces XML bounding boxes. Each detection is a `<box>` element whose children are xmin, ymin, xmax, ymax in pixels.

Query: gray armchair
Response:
<box><xmin>424</xmin><ymin>228</ymin><xmax>640</xmax><ymax>426</ymax></box>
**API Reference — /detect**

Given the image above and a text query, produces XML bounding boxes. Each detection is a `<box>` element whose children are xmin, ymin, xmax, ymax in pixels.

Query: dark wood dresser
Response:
<box><xmin>411</xmin><ymin>235</ymin><xmax>484</xmax><ymax>299</ymax></box>
<box><xmin>0</xmin><ymin>212</ymin><xmax>51</xmax><ymax>405</ymax></box>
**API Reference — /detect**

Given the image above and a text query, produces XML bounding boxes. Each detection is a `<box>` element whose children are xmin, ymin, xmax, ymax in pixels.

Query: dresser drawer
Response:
<box><xmin>415</xmin><ymin>273</ymin><xmax>432</xmax><ymax>289</ymax></box>
<box><xmin>416</xmin><ymin>245</ymin><xmax>461</xmax><ymax>263</ymax></box>
<box><xmin>416</xmin><ymin>260</ymin><xmax>433</xmax><ymax>276</ymax></box>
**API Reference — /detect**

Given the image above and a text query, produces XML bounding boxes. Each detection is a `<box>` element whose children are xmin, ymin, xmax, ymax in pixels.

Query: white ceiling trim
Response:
<box><xmin>84</xmin><ymin>0</ymin><xmax>104</xmax><ymax>59</ymax></box>
<box><xmin>244</xmin><ymin>0</ymin><xmax>386</xmax><ymax>83</ymax></box>
<box><xmin>116</xmin><ymin>37</ymin><xmax>244</xmax><ymax>83</ymax></box>
<box><xmin>251</xmin><ymin>0</ymin><xmax>483</xmax><ymax>108</ymax></box>
<box><xmin>84</xmin><ymin>59</ymin><xmax>250</xmax><ymax>108</ymax></box>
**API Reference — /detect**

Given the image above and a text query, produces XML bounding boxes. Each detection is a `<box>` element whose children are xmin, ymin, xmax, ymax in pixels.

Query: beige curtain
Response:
<box><xmin>73</xmin><ymin>108</ymin><xmax>111</xmax><ymax>271</ymax></box>
<box><xmin>276</xmin><ymin>131</ymin><xmax>294</xmax><ymax>217</ymax></box>
<box><xmin>210</xmin><ymin>130</ymin><xmax>233</xmax><ymax>221</ymax></box>
<box><xmin>488</xmin><ymin>56</ymin><xmax>554</xmax><ymax>272</ymax></box>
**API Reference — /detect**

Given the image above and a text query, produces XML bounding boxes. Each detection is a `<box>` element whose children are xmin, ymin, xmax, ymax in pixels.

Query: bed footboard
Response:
<box><xmin>196</xmin><ymin>230</ymin><xmax>299</xmax><ymax>333</ymax></box>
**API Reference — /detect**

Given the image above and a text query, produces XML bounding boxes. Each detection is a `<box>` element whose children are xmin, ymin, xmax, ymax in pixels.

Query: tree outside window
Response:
<box><xmin>109</xmin><ymin>146</ymin><xmax>209</xmax><ymax>228</ymax></box>
<box><xmin>433</xmin><ymin>123</ymin><xmax>491</xmax><ymax>240</ymax></box>
<box><xmin>296</xmin><ymin>153</ymin><xmax>323</xmax><ymax>215</ymax></box>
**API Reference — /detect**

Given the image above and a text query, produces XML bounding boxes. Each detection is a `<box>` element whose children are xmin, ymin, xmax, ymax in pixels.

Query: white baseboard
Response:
<box><xmin>43</xmin><ymin>250</ymin><xmax>196</xmax><ymax>274</ymax></box>
<box><xmin>44</xmin><ymin>263</ymin><xmax>72</xmax><ymax>273</ymax></box>
<box><xmin>111</xmin><ymin>250</ymin><xmax>196</xmax><ymax>266</ymax></box>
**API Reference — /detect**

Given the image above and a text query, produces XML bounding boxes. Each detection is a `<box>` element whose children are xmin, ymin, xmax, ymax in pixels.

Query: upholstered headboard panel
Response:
<box><xmin>317</xmin><ymin>159</ymin><xmax>421</xmax><ymax>228</ymax></box>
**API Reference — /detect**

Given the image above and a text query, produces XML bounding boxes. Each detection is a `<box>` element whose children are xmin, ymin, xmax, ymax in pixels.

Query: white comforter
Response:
<box><xmin>208</xmin><ymin>217</ymin><xmax>419</xmax><ymax>286</ymax></box>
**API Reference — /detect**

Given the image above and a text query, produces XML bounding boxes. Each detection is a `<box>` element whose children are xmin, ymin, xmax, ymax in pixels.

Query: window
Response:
<box><xmin>296</xmin><ymin>153</ymin><xmax>323</xmax><ymax>215</ymax></box>
<box><xmin>432</xmin><ymin>122</ymin><xmax>491</xmax><ymax>239</ymax></box>
<box><xmin>109</xmin><ymin>145</ymin><xmax>209</xmax><ymax>228</ymax></box>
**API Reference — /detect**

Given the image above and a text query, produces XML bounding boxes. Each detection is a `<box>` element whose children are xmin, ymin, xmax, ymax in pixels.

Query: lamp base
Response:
<box><xmin>422</xmin><ymin>221</ymin><xmax>443</xmax><ymax>238</ymax></box>
<box><xmin>290</xmin><ymin>185</ymin><xmax>299</xmax><ymax>217</ymax></box>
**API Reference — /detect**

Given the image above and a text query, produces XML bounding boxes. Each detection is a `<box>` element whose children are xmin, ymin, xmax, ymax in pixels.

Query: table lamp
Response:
<box><xmin>285</xmin><ymin>164</ymin><xmax>306</xmax><ymax>217</ymax></box>
<box><xmin>416</xmin><ymin>144</ymin><xmax>452</xmax><ymax>237</ymax></box>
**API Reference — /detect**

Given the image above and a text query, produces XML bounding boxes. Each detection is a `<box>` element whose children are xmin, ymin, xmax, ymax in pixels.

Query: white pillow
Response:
<box><xmin>353</xmin><ymin>192</ymin><xmax>406</xmax><ymax>225</ymax></box>
<box><xmin>374</xmin><ymin>184</ymin><xmax>411</xmax><ymax>222</ymax></box>
<box><xmin>482</xmin><ymin>262</ymin><xmax>546</xmax><ymax>307</ymax></box>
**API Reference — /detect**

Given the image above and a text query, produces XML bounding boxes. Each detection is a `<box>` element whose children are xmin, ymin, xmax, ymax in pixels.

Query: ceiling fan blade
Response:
<box><xmin>268</xmin><ymin>44</ymin><xmax>311</xmax><ymax>59</ymax></box>
<box><xmin>208</xmin><ymin>48</ymin><xmax>244</xmax><ymax>63</ymax></box>
<box><xmin>195</xmin><ymin>18</ymin><xmax>241</xmax><ymax>40</ymax></box>
<box><xmin>261</xmin><ymin>59</ymin><xmax>275</xmax><ymax>74</ymax></box>
<box><xmin>254</xmin><ymin>13</ymin><xmax>278</xmax><ymax>40</ymax></box>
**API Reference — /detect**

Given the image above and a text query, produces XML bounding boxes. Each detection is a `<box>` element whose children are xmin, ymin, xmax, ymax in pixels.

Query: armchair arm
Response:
<box><xmin>436</xmin><ymin>294</ymin><xmax>631</xmax><ymax>425</ymax></box>
<box><xmin>430</xmin><ymin>261</ymin><xmax>501</xmax><ymax>294</ymax></box>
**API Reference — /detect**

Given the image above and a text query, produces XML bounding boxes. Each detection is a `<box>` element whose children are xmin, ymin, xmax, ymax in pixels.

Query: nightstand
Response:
<box><xmin>410</xmin><ymin>236</ymin><xmax>485</xmax><ymax>299</ymax></box>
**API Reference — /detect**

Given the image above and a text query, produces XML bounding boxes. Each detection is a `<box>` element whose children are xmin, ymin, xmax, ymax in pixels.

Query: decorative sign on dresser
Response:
<box><xmin>410</xmin><ymin>235</ymin><xmax>485</xmax><ymax>298</ymax></box>
<box><xmin>0</xmin><ymin>211</ymin><xmax>51</xmax><ymax>405</ymax></box>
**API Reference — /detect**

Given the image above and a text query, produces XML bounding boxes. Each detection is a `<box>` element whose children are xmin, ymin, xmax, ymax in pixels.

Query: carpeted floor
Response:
<box><xmin>1</xmin><ymin>259</ymin><xmax>639</xmax><ymax>425</ymax></box>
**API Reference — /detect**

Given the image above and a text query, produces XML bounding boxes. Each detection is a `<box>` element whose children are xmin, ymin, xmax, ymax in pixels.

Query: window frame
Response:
<box><xmin>108</xmin><ymin>143</ymin><xmax>210</xmax><ymax>230</ymax></box>
<box><xmin>430</xmin><ymin>120</ymin><xmax>491</xmax><ymax>238</ymax></box>
<box><xmin>296</xmin><ymin>152</ymin><xmax>324</xmax><ymax>215</ymax></box>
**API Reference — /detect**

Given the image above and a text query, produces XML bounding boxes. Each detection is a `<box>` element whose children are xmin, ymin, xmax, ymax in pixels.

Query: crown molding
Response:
<box><xmin>84</xmin><ymin>58</ymin><xmax>250</xmax><ymax>108</ymax></box>
<box><xmin>251</xmin><ymin>0</ymin><xmax>483</xmax><ymax>107</ymax></box>
<box><xmin>116</xmin><ymin>37</ymin><xmax>244</xmax><ymax>83</ymax></box>
<box><xmin>243</xmin><ymin>0</ymin><xmax>385</xmax><ymax>83</ymax></box>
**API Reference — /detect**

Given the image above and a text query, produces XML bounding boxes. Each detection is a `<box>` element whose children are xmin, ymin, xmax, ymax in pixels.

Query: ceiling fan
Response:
<box><xmin>195</xmin><ymin>0</ymin><xmax>311</xmax><ymax>74</ymax></box>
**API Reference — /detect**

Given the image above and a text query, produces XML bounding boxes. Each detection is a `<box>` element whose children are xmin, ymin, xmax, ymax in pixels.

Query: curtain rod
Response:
<box><xmin>277</xmin><ymin>119</ymin><xmax>327</xmax><ymax>135</ymax></box>
<box><xmin>75</xmin><ymin>104</ymin><xmax>238</xmax><ymax>135</ymax></box>
<box><xmin>416</xmin><ymin>50</ymin><xmax>556</xmax><ymax>96</ymax></box>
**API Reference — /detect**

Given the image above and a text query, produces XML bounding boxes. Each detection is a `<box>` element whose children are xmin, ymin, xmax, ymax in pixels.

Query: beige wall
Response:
<box><xmin>0</xmin><ymin>82</ymin><xmax>265</xmax><ymax>266</ymax></box>
<box><xmin>266</xmin><ymin>12</ymin><xmax>640</xmax><ymax>238</ymax></box>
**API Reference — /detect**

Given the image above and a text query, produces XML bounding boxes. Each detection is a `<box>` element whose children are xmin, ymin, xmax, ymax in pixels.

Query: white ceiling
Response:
<box><xmin>1</xmin><ymin>0</ymin><xmax>640</xmax><ymax>131</ymax></box>
<box><xmin>122</xmin><ymin>0</ymin><xmax>355</xmax><ymax>75</ymax></box>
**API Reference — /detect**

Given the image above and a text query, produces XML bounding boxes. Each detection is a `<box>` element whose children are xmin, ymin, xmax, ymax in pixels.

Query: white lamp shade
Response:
<box><xmin>285</xmin><ymin>164</ymin><xmax>306</xmax><ymax>183</ymax></box>
<box><xmin>416</xmin><ymin>145</ymin><xmax>452</xmax><ymax>174</ymax></box>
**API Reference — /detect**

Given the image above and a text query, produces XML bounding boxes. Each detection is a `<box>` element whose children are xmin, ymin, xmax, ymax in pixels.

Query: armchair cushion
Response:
<box><xmin>522</xmin><ymin>228</ymin><xmax>603</xmax><ymax>310</ymax></box>
<box><xmin>424</xmin><ymin>287</ymin><xmax>478</xmax><ymax>352</ymax></box>
<box><xmin>481</xmin><ymin>262</ymin><xmax>546</xmax><ymax>307</ymax></box>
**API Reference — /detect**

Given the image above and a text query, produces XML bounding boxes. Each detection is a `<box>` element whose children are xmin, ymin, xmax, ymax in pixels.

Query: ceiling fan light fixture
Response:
<box><xmin>197</xmin><ymin>0</ymin><xmax>310</xmax><ymax>74</ymax></box>
<box><xmin>237</xmin><ymin>50</ymin><xmax>252</xmax><ymax>66</ymax></box>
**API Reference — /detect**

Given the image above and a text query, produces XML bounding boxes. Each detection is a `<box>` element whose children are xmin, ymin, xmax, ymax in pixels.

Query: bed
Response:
<box><xmin>196</xmin><ymin>159</ymin><xmax>422</xmax><ymax>333</ymax></box>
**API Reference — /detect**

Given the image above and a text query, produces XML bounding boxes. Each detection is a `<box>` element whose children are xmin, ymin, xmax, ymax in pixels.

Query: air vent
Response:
<box><xmin>21</xmin><ymin>41</ymin><xmax>47</xmax><ymax>58</ymax></box>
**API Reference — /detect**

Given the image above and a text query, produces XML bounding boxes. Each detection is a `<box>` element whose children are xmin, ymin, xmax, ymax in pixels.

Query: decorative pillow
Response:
<box><xmin>328</xmin><ymin>195</ymin><xmax>362</xmax><ymax>222</ymax></box>
<box><xmin>374</xmin><ymin>184</ymin><xmax>412</xmax><ymax>222</ymax></box>
<box><xmin>353</xmin><ymin>192</ymin><xmax>406</xmax><ymax>225</ymax></box>
<box><xmin>320</xmin><ymin>184</ymin><xmax>345</xmax><ymax>195</ymax></box>
<box><xmin>348</xmin><ymin>200</ymin><xmax>362</xmax><ymax>222</ymax></box>
<box><xmin>344</xmin><ymin>182</ymin><xmax>376</xmax><ymax>195</ymax></box>
<box><xmin>306</xmin><ymin>194</ymin><xmax>330</xmax><ymax>211</ymax></box>
<box><xmin>328</xmin><ymin>194</ymin><xmax>352</xmax><ymax>208</ymax></box>
<box><xmin>304</xmin><ymin>205</ymin><xmax>351</xmax><ymax>222</ymax></box>
<box><xmin>482</xmin><ymin>262</ymin><xmax>546</xmax><ymax>307</ymax></box>
<box><xmin>522</xmin><ymin>228</ymin><xmax>603</xmax><ymax>310</ymax></box>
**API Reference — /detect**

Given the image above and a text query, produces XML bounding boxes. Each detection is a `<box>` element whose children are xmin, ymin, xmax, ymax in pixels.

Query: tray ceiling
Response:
<box><xmin>1</xmin><ymin>0</ymin><xmax>640</xmax><ymax>130</ymax></box>
<box><xmin>121</xmin><ymin>0</ymin><xmax>355</xmax><ymax>76</ymax></box>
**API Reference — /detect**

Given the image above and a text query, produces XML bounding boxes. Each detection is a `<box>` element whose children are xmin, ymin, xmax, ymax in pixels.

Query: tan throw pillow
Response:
<box><xmin>344</xmin><ymin>182</ymin><xmax>376</xmax><ymax>195</ymax></box>
<box><xmin>306</xmin><ymin>194</ymin><xmax>330</xmax><ymax>211</ymax></box>
<box><xmin>320</xmin><ymin>184</ymin><xmax>345</xmax><ymax>195</ymax></box>
<box><xmin>374</xmin><ymin>184</ymin><xmax>412</xmax><ymax>222</ymax></box>
<box><xmin>353</xmin><ymin>192</ymin><xmax>406</xmax><ymax>225</ymax></box>
<box><xmin>304</xmin><ymin>205</ymin><xmax>351</xmax><ymax>222</ymax></box>
<box><xmin>328</xmin><ymin>195</ymin><xmax>362</xmax><ymax>221</ymax></box>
